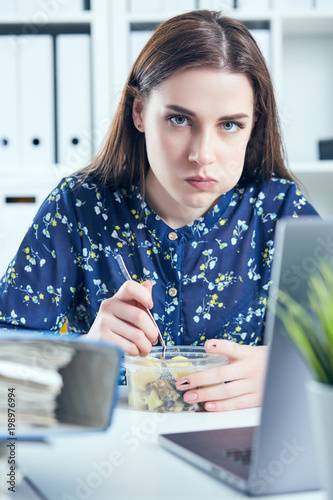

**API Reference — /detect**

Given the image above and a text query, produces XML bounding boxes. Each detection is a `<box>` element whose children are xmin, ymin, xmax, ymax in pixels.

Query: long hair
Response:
<box><xmin>80</xmin><ymin>10</ymin><xmax>294</xmax><ymax>188</ymax></box>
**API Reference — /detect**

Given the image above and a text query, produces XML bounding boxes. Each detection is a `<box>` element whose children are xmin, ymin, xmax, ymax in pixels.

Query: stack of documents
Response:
<box><xmin>0</xmin><ymin>332</ymin><xmax>122</xmax><ymax>438</ymax></box>
<box><xmin>0</xmin><ymin>340</ymin><xmax>74</xmax><ymax>429</ymax></box>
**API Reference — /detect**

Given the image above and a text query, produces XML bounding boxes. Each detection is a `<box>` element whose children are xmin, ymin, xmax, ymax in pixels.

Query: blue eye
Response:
<box><xmin>170</xmin><ymin>115</ymin><xmax>189</xmax><ymax>126</ymax></box>
<box><xmin>222</xmin><ymin>122</ymin><xmax>238</xmax><ymax>132</ymax></box>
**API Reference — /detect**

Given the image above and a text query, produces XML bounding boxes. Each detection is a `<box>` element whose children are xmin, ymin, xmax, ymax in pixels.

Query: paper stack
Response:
<box><xmin>0</xmin><ymin>340</ymin><xmax>74</xmax><ymax>429</ymax></box>
<box><xmin>0</xmin><ymin>332</ymin><xmax>122</xmax><ymax>438</ymax></box>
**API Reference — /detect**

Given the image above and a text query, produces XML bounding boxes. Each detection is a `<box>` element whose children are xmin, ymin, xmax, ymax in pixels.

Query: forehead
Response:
<box><xmin>147</xmin><ymin>68</ymin><xmax>254</xmax><ymax>113</ymax></box>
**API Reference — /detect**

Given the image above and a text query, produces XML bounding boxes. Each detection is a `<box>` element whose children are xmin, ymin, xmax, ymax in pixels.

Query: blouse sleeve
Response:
<box><xmin>0</xmin><ymin>178</ymin><xmax>84</xmax><ymax>332</ymax></box>
<box><xmin>274</xmin><ymin>180</ymin><xmax>320</xmax><ymax>219</ymax></box>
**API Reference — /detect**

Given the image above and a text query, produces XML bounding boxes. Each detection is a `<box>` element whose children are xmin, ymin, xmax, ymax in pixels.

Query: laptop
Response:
<box><xmin>159</xmin><ymin>217</ymin><xmax>333</xmax><ymax>496</ymax></box>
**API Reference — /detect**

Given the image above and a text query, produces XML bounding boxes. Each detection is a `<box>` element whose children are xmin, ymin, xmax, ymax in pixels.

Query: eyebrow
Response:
<box><xmin>164</xmin><ymin>105</ymin><xmax>250</xmax><ymax>121</ymax></box>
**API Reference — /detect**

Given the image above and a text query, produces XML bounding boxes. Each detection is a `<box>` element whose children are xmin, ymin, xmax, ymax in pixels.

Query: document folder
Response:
<box><xmin>16</xmin><ymin>0</ymin><xmax>84</xmax><ymax>15</ymax></box>
<box><xmin>19</xmin><ymin>35</ymin><xmax>55</xmax><ymax>169</ymax></box>
<box><xmin>56</xmin><ymin>34</ymin><xmax>92</xmax><ymax>171</ymax></box>
<box><xmin>0</xmin><ymin>332</ymin><xmax>123</xmax><ymax>440</ymax></box>
<box><xmin>0</xmin><ymin>36</ymin><xmax>19</xmax><ymax>168</ymax></box>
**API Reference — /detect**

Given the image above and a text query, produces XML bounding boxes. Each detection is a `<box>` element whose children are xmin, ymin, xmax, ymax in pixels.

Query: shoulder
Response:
<box><xmin>237</xmin><ymin>178</ymin><xmax>318</xmax><ymax>217</ymax></box>
<box><xmin>46</xmin><ymin>174</ymin><xmax>129</xmax><ymax>207</ymax></box>
<box><xmin>238</xmin><ymin>177</ymin><xmax>299</xmax><ymax>198</ymax></box>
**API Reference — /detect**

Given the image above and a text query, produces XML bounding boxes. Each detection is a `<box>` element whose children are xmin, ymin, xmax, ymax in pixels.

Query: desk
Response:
<box><xmin>17</xmin><ymin>387</ymin><xmax>326</xmax><ymax>500</ymax></box>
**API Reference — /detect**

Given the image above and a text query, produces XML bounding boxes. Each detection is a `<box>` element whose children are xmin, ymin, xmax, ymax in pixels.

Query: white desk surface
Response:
<box><xmin>17</xmin><ymin>387</ymin><xmax>326</xmax><ymax>500</ymax></box>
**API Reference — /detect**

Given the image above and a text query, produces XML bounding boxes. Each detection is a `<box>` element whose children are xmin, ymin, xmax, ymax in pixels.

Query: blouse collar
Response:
<box><xmin>126</xmin><ymin>185</ymin><xmax>235</xmax><ymax>244</ymax></box>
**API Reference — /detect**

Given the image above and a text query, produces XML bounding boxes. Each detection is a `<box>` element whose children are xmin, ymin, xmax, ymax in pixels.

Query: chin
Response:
<box><xmin>182</xmin><ymin>196</ymin><xmax>220</xmax><ymax>212</ymax></box>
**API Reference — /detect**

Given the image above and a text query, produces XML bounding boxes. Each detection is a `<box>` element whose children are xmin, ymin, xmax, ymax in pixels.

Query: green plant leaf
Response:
<box><xmin>275</xmin><ymin>288</ymin><xmax>332</xmax><ymax>384</ymax></box>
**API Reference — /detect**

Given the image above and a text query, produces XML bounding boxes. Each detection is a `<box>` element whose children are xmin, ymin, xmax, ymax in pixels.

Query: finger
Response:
<box><xmin>205</xmin><ymin>338</ymin><xmax>252</xmax><ymax>361</ymax></box>
<box><xmin>182</xmin><ymin>378</ymin><xmax>251</xmax><ymax>406</ymax></box>
<box><xmin>99</xmin><ymin>298</ymin><xmax>159</xmax><ymax>344</ymax></box>
<box><xmin>204</xmin><ymin>392</ymin><xmax>262</xmax><ymax>412</ymax></box>
<box><xmin>116</xmin><ymin>280</ymin><xmax>153</xmax><ymax>309</ymax></box>
<box><xmin>87</xmin><ymin>316</ymin><xmax>149</xmax><ymax>357</ymax></box>
<box><xmin>98</xmin><ymin>330</ymin><xmax>141</xmax><ymax>357</ymax></box>
<box><xmin>137</xmin><ymin>281</ymin><xmax>158</xmax><ymax>342</ymax></box>
<box><xmin>97</xmin><ymin>312</ymin><xmax>154</xmax><ymax>357</ymax></box>
<box><xmin>113</xmin><ymin>298</ymin><xmax>159</xmax><ymax>343</ymax></box>
<box><xmin>176</xmin><ymin>361</ymin><xmax>246</xmax><ymax>391</ymax></box>
<box><xmin>141</xmin><ymin>280</ymin><xmax>153</xmax><ymax>300</ymax></box>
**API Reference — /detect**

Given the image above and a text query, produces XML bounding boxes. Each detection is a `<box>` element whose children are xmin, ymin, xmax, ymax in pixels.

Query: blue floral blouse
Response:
<box><xmin>0</xmin><ymin>175</ymin><xmax>318</xmax><ymax>350</ymax></box>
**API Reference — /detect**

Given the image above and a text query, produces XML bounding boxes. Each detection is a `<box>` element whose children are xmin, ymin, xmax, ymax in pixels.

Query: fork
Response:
<box><xmin>114</xmin><ymin>254</ymin><xmax>166</xmax><ymax>358</ymax></box>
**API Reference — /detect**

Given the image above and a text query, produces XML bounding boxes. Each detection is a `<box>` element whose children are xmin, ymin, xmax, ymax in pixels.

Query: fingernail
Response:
<box><xmin>152</xmin><ymin>338</ymin><xmax>158</xmax><ymax>346</ymax></box>
<box><xmin>206</xmin><ymin>341</ymin><xmax>217</xmax><ymax>351</ymax></box>
<box><xmin>184</xmin><ymin>392</ymin><xmax>198</xmax><ymax>403</ymax></box>
<box><xmin>205</xmin><ymin>402</ymin><xmax>216</xmax><ymax>411</ymax></box>
<box><xmin>176</xmin><ymin>378</ymin><xmax>190</xmax><ymax>387</ymax></box>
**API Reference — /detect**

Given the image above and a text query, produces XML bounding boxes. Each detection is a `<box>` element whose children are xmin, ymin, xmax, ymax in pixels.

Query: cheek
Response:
<box><xmin>145</xmin><ymin>120</ymin><xmax>170</xmax><ymax>151</ymax></box>
<box><xmin>229</xmin><ymin>140</ymin><xmax>250</xmax><ymax>172</ymax></box>
<box><xmin>144</xmin><ymin>130</ymin><xmax>180</xmax><ymax>179</ymax></box>
<box><xmin>218</xmin><ymin>141</ymin><xmax>248</xmax><ymax>180</ymax></box>
<box><xmin>222</xmin><ymin>139</ymin><xmax>248</xmax><ymax>161</ymax></box>
<box><xmin>151</xmin><ymin>131</ymin><xmax>187</xmax><ymax>162</ymax></box>
<box><xmin>232</xmin><ymin>136</ymin><xmax>251</xmax><ymax>156</ymax></box>
<box><xmin>144</xmin><ymin>128</ymin><xmax>163</xmax><ymax>164</ymax></box>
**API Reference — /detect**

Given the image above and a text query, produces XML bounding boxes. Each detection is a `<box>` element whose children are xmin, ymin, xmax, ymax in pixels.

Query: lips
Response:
<box><xmin>186</xmin><ymin>176</ymin><xmax>217</xmax><ymax>191</ymax></box>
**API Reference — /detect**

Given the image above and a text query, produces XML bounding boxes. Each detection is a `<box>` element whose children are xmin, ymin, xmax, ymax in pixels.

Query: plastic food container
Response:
<box><xmin>123</xmin><ymin>346</ymin><xmax>228</xmax><ymax>412</ymax></box>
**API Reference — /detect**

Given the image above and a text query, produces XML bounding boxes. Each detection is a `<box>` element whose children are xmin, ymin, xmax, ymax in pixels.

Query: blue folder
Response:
<box><xmin>0</xmin><ymin>330</ymin><xmax>123</xmax><ymax>440</ymax></box>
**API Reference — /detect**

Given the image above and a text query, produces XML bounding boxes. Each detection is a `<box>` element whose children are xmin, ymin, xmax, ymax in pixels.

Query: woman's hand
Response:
<box><xmin>86</xmin><ymin>280</ymin><xmax>159</xmax><ymax>356</ymax></box>
<box><xmin>176</xmin><ymin>339</ymin><xmax>269</xmax><ymax>412</ymax></box>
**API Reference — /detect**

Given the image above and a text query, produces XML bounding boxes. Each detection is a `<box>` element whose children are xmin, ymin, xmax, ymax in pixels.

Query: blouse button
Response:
<box><xmin>168</xmin><ymin>287</ymin><xmax>178</xmax><ymax>297</ymax></box>
<box><xmin>168</xmin><ymin>232</ymin><xmax>178</xmax><ymax>241</ymax></box>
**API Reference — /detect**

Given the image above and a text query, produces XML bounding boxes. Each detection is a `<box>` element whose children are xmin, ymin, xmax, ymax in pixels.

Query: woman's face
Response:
<box><xmin>132</xmin><ymin>68</ymin><xmax>255</xmax><ymax>228</ymax></box>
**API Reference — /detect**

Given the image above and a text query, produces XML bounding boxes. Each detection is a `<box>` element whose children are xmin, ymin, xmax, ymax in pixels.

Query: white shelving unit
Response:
<box><xmin>0</xmin><ymin>0</ymin><xmax>333</xmax><ymax>275</ymax></box>
<box><xmin>107</xmin><ymin>0</ymin><xmax>333</xmax><ymax>217</ymax></box>
<box><xmin>0</xmin><ymin>0</ymin><xmax>116</xmax><ymax>275</ymax></box>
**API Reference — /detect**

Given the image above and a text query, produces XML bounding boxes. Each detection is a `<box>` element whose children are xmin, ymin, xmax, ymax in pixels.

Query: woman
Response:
<box><xmin>0</xmin><ymin>10</ymin><xmax>318</xmax><ymax>411</ymax></box>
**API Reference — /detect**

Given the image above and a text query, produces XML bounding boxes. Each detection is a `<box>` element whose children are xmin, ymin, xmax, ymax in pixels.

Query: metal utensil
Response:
<box><xmin>114</xmin><ymin>254</ymin><xmax>166</xmax><ymax>358</ymax></box>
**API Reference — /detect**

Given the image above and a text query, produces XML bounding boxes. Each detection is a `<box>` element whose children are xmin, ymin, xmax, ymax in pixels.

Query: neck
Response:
<box><xmin>145</xmin><ymin>172</ymin><xmax>215</xmax><ymax>229</ymax></box>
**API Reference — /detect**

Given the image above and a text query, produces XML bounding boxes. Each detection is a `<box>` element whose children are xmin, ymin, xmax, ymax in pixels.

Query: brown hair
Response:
<box><xmin>81</xmin><ymin>10</ymin><xmax>294</xmax><ymax>188</ymax></box>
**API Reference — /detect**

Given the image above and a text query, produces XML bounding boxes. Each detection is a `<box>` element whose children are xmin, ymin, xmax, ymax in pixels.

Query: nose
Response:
<box><xmin>188</xmin><ymin>127</ymin><xmax>216</xmax><ymax>167</ymax></box>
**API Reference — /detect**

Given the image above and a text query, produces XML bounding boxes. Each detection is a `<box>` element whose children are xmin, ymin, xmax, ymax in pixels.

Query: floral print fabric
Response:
<box><xmin>0</xmin><ymin>175</ymin><xmax>318</xmax><ymax>351</ymax></box>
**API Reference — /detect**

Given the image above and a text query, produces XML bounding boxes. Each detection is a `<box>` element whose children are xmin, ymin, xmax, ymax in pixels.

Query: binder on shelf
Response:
<box><xmin>57</xmin><ymin>0</ymin><xmax>84</xmax><ymax>14</ymax></box>
<box><xmin>0</xmin><ymin>331</ymin><xmax>122</xmax><ymax>439</ymax></box>
<box><xmin>128</xmin><ymin>0</ymin><xmax>162</xmax><ymax>12</ymax></box>
<box><xmin>16</xmin><ymin>0</ymin><xmax>84</xmax><ymax>16</ymax></box>
<box><xmin>0</xmin><ymin>0</ymin><xmax>17</xmax><ymax>14</ymax></box>
<box><xmin>198</xmin><ymin>0</ymin><xmax>234</xmax><ymax>10</ymax></box>
<box><xmin>278</xmin><ymin>0</ymin><xmax>314</xmax><ymax>9</ymax></box>
<box><xmin>56</xmin><ymin>34</ymin><xmax>92</xmax><ymax>171</ymax></box>
<box><xmin>15</xmin><ymin>0</ymin><xmax>42</xmax><ymax>15</ymax></box>
<box><xmin>0</xmin><ymin>36</ymin><xmax>19</xmax><ymax>169</ymax></box>
<box><xmin>162</xmin><ymin>0</ymin><xmax>195</xmax><ymax>11</ymax></box>
<box><xmin>129</xmin><ymin>0</ymin><xmax>195</xmax><ymax>13</ymax></box>
<box><xmin>19</xmin><ymin>35</ymin><xmax>55</xmax><ymax>169</ymax></box>
<box><xmin>237</xmin><ymin>0</ymin><xmax>270</xmax><ymax>9</ymax></box>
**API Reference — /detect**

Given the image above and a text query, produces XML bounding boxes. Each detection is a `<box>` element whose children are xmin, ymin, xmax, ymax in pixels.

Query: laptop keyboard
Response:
<box><xmin>221</xmin><ymin>447</ymin><xmax>252</xmax><ymax>467</ymax></box>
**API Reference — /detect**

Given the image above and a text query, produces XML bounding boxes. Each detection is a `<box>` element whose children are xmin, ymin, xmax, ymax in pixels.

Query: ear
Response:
<box><xmin>132</xmin><ymin>97</ymin><xmax>145</xmax><ymax>132</ymax></box>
